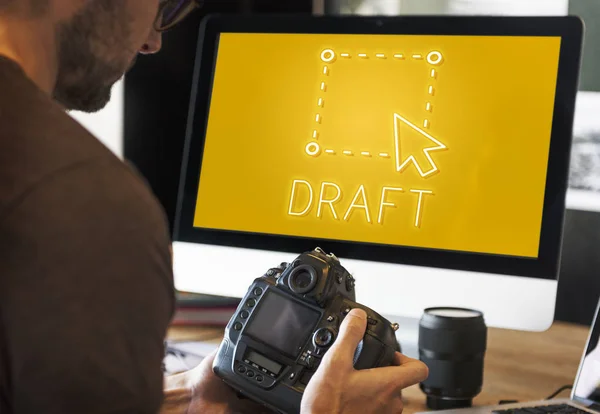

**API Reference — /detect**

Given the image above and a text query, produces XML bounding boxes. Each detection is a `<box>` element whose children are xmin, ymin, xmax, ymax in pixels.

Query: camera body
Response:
<box><xmin>212</xmin><ymin>247</ymin><xmax>400</xmax><ymax>414</ymax></box>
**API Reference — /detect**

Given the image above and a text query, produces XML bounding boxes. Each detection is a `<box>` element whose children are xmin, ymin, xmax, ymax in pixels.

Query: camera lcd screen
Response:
<box><xmin>245</xmin><ymin>350</ymin><xmax>283</xmax><ymax>374</ymax></box>
<box><xmin>245</xmin><ymin>291</ymin><xmax>320</xmax><ymax>358</ymax></box>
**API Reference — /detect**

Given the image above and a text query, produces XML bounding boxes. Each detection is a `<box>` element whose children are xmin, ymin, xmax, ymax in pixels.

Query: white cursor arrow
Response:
<box><xmin>393</xmin><ymin>113</ymin><xmax>447</xmax><ymax>178</ymax></box>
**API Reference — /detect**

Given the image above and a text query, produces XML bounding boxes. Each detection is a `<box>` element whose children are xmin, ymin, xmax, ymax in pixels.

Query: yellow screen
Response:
<box><xmin>193</xmin><ymin>33</ymin><xmax>561</xmax><ymax>258</ymax></box>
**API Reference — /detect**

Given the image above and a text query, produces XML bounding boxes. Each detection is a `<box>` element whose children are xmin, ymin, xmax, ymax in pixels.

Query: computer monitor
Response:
<box><xmin>172</xmin><ymin>15</ymin><xmax>583</xmax><ymax>340</ymax></box>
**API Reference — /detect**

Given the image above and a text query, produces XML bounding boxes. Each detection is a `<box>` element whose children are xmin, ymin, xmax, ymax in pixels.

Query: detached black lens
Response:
<box><xmin>419</xmin><ymin>307</ymin><xmax>487</xmax><ymax>410</ymax></box>
<box><xmin>288</xmin><ymin>265</ymin><xmax>318</xmax><ymax>294</ymax></box>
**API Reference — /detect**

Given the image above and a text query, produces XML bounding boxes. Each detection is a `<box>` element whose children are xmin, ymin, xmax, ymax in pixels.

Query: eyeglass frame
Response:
<box><xmin>153</xmin><ymin>0</ymin><xmax>203</xmax><ymax>32</ymax></box>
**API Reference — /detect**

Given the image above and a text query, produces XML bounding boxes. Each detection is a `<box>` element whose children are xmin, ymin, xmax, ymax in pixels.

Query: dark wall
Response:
<box><xmin>554</xmin><ymin>1</ymin><xmax>600</xmax><ymax>326</ymax></box>
<box><xmin>556</xmin><ymin>209</ymin><xmax>600</xmax><ymax>326</ymax></box>
<box><xmin>124</xmin><ymin>0</ymin><xmax>314</xmax><ymax>234</ymax></box>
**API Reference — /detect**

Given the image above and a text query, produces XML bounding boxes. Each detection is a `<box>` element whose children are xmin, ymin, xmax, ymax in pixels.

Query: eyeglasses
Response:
<box><xmin>154</xmin><ymin>0</ymin><xmax>203</xmax><ymax>32</ymax></box>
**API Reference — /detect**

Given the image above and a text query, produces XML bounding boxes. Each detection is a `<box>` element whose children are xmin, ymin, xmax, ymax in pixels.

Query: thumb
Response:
<box><xmin>185</xmin><ymin>348</ymin><xmax>217</xmax><ymax>385</ymax></box>
<box><xmin>326</xmin><ymin>308</ymin><xmax>367</xmax><ymax>365</ymax></box>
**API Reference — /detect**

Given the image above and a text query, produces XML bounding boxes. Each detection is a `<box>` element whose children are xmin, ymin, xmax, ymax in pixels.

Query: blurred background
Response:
<box><xmin>69</xmin><ymin>0</ymin><xmax>600</xmax><ymax>326</ymax></box>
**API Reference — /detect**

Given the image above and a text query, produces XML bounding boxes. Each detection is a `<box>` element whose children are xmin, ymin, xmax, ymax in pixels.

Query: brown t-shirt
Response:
<box><xmin>0</xmin><ymin>57</ymin><xmax>175</xmax><ymax>413</ymax></box>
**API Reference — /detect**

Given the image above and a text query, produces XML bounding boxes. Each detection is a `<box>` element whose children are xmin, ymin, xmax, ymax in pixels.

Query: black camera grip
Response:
<box><xmin>353</xmin><ymin>331</ymin><xmax>397</xmax><ymax>370</ymax></box>
<box><xmin>339</xmin><ymin>301</ymin><xmax>399</xmax><ymax>371</ymax></box>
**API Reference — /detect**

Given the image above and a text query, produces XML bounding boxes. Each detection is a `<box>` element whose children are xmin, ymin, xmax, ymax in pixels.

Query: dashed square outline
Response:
<box><xmin>305</xmin><ymin>48</ymin><xmax>447</xmax><ymax>178</ymax></box>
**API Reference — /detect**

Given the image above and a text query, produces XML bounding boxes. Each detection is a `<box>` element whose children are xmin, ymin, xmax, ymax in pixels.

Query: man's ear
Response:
<box><xmin>139</xmin><ymin>28</ymin><xmax>162</xmax><ymax>54</ymax></box>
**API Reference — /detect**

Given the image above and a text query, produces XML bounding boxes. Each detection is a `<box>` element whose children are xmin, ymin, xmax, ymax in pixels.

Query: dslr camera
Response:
<box><xmin>212</xmin><ymin>247</ymin><xmax>401</xmax><ymax>414</ymax></box>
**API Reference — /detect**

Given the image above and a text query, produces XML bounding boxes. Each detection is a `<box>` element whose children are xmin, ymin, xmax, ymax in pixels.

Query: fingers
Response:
<box><xmin>393</xmin><ymin>351</ymin><xmax>420</xmax><ymax>367</ymax></box>
<box><xmin>197</xmin><ymin>348</ymin><xmax>218</xmax><ymax>374</ymax></box>
<box><xmin>390</xmin><ymin>353</ymin><xmax>430</xmax><ymax>388</ymax></box>
<box><xmin>316</xmin><ymin>308</ymin><xmax>367</xmax><ymax>378</ymax></box>
<box><xmin>360</xmin><ymin>353</ymin><xmax>429</xmax><ymax>391</ymax></box>
<box><xmin>325</xmin><ymin>308</ymin><xmax>367</xmax><ymax>365</ymax></box>
<box><xmin>182</xmin><ymin>348</ymin><xmax>219</xmax><ymax>388</ymax></box>
<box><xmin>203</xmin><ymin>348</ymin><xmax>218</xmax><ymax>364</ymax></box>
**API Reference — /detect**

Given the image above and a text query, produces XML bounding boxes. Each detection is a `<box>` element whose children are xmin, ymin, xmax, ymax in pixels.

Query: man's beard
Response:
<box><xmin>52</xmin><ymin>0</ymin><xmax>131</xmax><ymax>113</ymax></box>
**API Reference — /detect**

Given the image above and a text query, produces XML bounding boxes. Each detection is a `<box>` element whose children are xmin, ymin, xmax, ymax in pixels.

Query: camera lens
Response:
<box><xmin>288</xmin><ymin>264</ymin><xmax>318</xmax><ymax>294</ymax></box>
<box><xmin>418</xmin><ymin>307</ymin><xmax>487</xmax><ymax>410</ymax></box>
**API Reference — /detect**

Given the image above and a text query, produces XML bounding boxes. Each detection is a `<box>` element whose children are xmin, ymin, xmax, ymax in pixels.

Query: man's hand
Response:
<box><xmin>161</xmin><ymin>350</ymin><xmax>272</xmax><ymax>414</ymax></box>
<box><xmin>301</xmin><ymin>308</ymin><xmax>429</xmax><ymax>414</ymax></box>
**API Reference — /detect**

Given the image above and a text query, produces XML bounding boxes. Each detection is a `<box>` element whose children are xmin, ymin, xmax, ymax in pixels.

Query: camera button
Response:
<box><xmin>305</xmin><ymin>355</ymin><xmax>316</xmax><ymax>369</ymax></box>
<box><xmin>237</xmin><ymin>365</ymin><xmax>247</xmax><ymax>374</ymax></box>
<box><xmin>246</xmin><ymin>370</ymin><xmax>255</xmax><ymax>378</ymax></box>
<box><xmin>253</xmin><ymin>287</ymin><xmax>263</xmax><ymax>296</ymax></box>
<box><xmin>313</xmin><ymin>328</ymin><xmax>335</xmax><ymax>347</ymax></box>
<box><xmin>240</xmin><ymin>310</ymin><xmax>249</xmax><ymax>319</ymax></box>
<box><xmin>299</xmin><ymin>371</ymin><xmax>313</xmax><ymax>385</ymax></box>
<box><xmin>367</xmin><ymin>317</ymin><xmax>378</xmax><ymax>326</ymax></box>
<box><xmin>345</xmin><ymin>277</ymin><xmax>355</xmax><ymax>292</ymax></box>
<box><xmin>246</xmin><ymin>299</ymin><xmax>256</xmax><ymax>307</ymax></box>
<box><xmin>233</xmin><ymin>322</ymin><xmax>243</xmax><ymax>331</ymax></box>
<box><xmin>256</xmin><ymin>375</ymin><xmax>263</xmax><ymax>383</ymax></box>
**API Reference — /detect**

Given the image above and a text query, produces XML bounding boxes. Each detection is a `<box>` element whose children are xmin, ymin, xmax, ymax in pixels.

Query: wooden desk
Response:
<box><xmin>167</xmin><ymin>321</ymin><xmax>590</xmax><ymax>413</ymax></box>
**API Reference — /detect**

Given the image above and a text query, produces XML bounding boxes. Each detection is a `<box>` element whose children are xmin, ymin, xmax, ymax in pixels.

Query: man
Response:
<box><xmin>0</xmin><ymin>1</ymin><xmax>428</xmax><ymax>413</ymax></box>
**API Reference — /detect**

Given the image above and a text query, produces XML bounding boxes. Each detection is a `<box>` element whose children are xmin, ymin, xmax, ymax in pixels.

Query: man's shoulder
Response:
<box><xmin>0</xmin><ymin>58</ymin><xmax>122</xmax><ymax>216</ymax></box>
<box><xmin>2</xmin><ymin>154</ymin><xmax>168</xmax><ymax>234</ymax></box>
<box><xmin>0</xmin><ymin>58</ymin><xmax>173</xmax><ymax>284</ymax></box>
<box><xmin>0</xmin><ymin>92</ymin><xmax>132</xmax><ymax>218</ymax></box>
<box><xmin>0</xmin><ymin>153</ymin><xmax>174</xmax><ymax>298</ymax></box>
